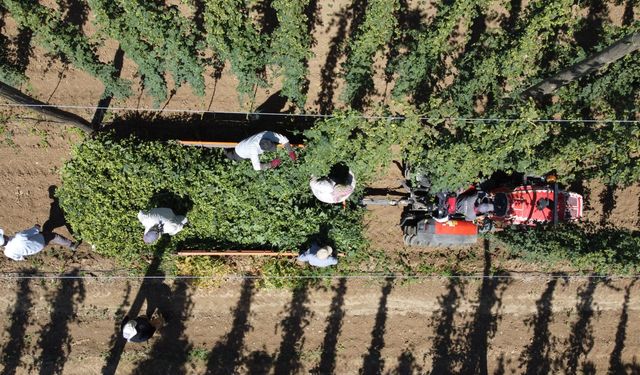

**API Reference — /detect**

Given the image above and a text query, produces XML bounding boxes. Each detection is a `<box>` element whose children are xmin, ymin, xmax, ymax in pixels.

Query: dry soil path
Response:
<box><xmin>0</xmin><ymin>276</ymin><xmax>638</xmax><ymax>374</ymax></box>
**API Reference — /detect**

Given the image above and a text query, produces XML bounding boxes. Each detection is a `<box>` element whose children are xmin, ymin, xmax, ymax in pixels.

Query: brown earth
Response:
<box><xmin>0</xmin><ymin>277</ymin><xmax>639</xmax><ymax>374</ymax></box>
<box><xmin>1</xmin><ymin>1</ymin><xmax>640</xmax><ymax>373</ymax></box>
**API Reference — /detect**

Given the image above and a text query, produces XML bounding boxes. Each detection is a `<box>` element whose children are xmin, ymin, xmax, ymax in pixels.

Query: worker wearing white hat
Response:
<box><xmin>297</xmin><ymin>243</ymin><xmax>338</xmax><ymax>268</ymax></box>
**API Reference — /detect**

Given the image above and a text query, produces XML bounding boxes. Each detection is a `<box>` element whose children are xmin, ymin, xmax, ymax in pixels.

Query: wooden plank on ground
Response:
<box><xmin>178</xmin><ymin>250</ymin><xmax>299</xmax><ymax>256</ymax></box>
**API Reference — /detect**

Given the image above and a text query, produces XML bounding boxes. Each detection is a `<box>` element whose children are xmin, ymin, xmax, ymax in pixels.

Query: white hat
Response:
<box><xmin>0</xmin><ymin>229</ymin><xmax>4</xmax><ymax>246</ymax></box>
<box><xmin>122</xmin><ymin>320</ymin><xmax>137</xmax><ymax>341</ymax></box>
<box><xmin>316</xmin><ymin>246</ymin><xmax>332</xmax><ymax>260</ymax></box>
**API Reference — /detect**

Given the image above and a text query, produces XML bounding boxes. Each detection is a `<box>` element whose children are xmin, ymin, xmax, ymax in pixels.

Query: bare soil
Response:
<box><xmin>0</xmin><ymin>277</ymin><xmax>639</xmax><ymax>374</ymax></box>
<box><xmin>1</xmin><ymin>1</ymin><xmax>639</xmax><ymax>373</ymax></box>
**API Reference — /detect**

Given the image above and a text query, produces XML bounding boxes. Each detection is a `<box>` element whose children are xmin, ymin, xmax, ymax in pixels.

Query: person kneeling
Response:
<box><xmin>138</xmin><ymin>208</ymin><xmax>188</xmax><ymax>245</ymax></box>
<box><xmin>297</xmin><ymin>244</ymin><xmax>338</xmax><ymax>268</ymax></box>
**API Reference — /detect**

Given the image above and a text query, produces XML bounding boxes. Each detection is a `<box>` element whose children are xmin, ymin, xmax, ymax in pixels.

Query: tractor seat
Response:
<box><xmin>493</xmin><ymin>193</ymin><xmax>508</xmax><ymax>217</ymax></box>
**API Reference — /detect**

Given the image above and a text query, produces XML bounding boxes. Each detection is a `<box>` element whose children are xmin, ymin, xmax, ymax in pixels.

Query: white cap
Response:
<box><xmin>0</xmin><ymin>229</ymin><xmax>4</xmax><ymax>246</ymax></box>
<box><xmin>316</xmin><ymin>246</ymin><xmax>332</xmax><ymax>260</ymax></box>
<box><xmin>122</xmin><ymin>320</ymin><xmax>137</xmax><ymax>341</ymax></box>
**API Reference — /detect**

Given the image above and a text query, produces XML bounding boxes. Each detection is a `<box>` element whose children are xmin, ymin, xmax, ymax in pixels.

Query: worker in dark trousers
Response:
<box><xmin>121</xmin><ymin>313</ymin><xmax>165</xmax><ymax>343</ymax></box>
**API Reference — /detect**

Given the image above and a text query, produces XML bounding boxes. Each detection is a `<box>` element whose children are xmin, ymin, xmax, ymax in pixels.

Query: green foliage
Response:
<box><xmin>87</xmin><ymin>0</ymin><xmax>204</xmax><ymax>105</ymax></box>
<box><xmin>301</xmin><ymin>109</ymin><xmax>426</xmax><ymax>185</ymax></box>
<box><xmin>57</xmin><ymin>134</ymin><xmax>365</xmax><ymax>266</ymax></box>
<box><xmin>392</xmin><ymin>0</ymin><xmax>486</xmax><ymax>99</ymax></box>
<box><xmin>3</xmin><ymin>0</ymin><xmax>130</xmax><ymax>98</ymax></box>
<box><xmin>405</xmin><ymin>1</ymin><xmax>640</xmax><ymax>190</ymax></box>
<box><xmin>269</xmin><ymin>0</ymin><xmax>313</xmax><ymax>107</ymax></box>
<box><xmin>203</xmin><ymin>0</ymin><xmax>267</xmax><ymax>102</ymax></box>
<box><xmin>494</xmin><ymin>224</ymin><xmax>640</xmax><ymax>274</ymax></box>
<box><xmin>341</xmin><ymin>0</ymin><xmax>399</xmax><ymax>106</ymax></box>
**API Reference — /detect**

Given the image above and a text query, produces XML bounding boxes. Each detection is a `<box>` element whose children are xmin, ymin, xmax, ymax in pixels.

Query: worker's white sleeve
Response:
<box><xmin>249</xmin><ymin>154</ymin><xmax>262</xmax><ymax>171</ymax></box>
<box><xmin>137</xmin><ymin>211</ymin><xmax>158</xmax><ymax>231</ymax></box>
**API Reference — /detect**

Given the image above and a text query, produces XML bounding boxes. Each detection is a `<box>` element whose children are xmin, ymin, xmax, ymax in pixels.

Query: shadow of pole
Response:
<box><xmin>519</xmin><ymin>275</ymin><xmax>566</xmax><ymax>375</ymax></box>
<box><xmin>273</xmin><ymin>282</ymin><xmax>311</xmax><ymax>374</ymax></box>
<box><xmin>205</xmin><ymin>278</ymin><xmax>256</xmax><ymax>374</ymax></box>
<box><xmin>58</xmin><ymin>0</ymin><xmax>89</xmax><ymax>28</ymax></box>
<box><xmin>315</xmin><ymin>0</ymin><xmax>365</xmax><ymax>113</ymax></box>
<box><xmin>245</xmin><ymin>349</ymin><xmax>274</xmax><ymax>375</ymax></box>
<box><xmin>360</xmin><ymin>277</ymin><xmax>394</xmax><ymax>375</ymax></box>
<box><xmin>101</xmin><ymin>244</ymin><xmax>167</xmax><ymax>375</ymax></box>
<box><xmin>36</xmin><ymin>268</ymin><xmax>86</xmax><ymax>375</ymax></box>
<box><xmin>0</xmin><ymin>272</ymin><xmax>35</xmax><ymax>375</ymax></box>
<box><xmin>313</xmin><ymin>277</ymin><xmax>347</xmax><ymax>374</ymax></box>
<box><xmin>599</xmin><ymin>185</ymin><xmax>616</xmax><ymax>226</ymax></box>
<box><xmin>91</xmin><ymin>47</ymin><xmax>125</xmax><ymax>128</ymax></box>
<box><xmin>392</xmin><ymin>349</ymin><xmax>422</xmax><ymax>375</ymax></box>
<box><xmin>607</xmin><ymin>279</ymin><xmax>636</xmax><ymax>375</ymax></box>
<box><xmin>132</xmin><ymin>280</ymin><xmax>194</xmax><ymax>374</ymax></box>
<box><xmin>459</xmin><ymin>239</ymin><xmax>511</xmax><ymax>375</ymax></box>
<box><xmin>560</xmin><ymin>277</ymin><xmax>599</xmax><ymax>373</ymax></box>
<box><xmin>429</xmin><ymin>278</ymin><xmax>462</xmax><ymax>375</ymax></box>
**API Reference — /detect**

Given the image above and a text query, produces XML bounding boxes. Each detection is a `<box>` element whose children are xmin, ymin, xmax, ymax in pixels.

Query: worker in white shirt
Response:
<box><xmin>310</xmin><ymin>169</ymin><xmax>356</xmax><ymax>204</ymax></box>
<box><xmin>137</xmin><ymin>208</ymin><xmax>188</xmax><ymax>245</ymax></box>
<box><xmin>1</xmin><ymin>225</ymin><xmax>77</xmax><ymax>261</ymax></box>
<box><xmin>224</xmin><ymin>131</ymin><xmax>296</xmax><ymax>171</ymax></box>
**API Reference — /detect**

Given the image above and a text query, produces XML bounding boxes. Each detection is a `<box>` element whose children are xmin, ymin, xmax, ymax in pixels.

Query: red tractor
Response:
<box><xmin>362</xmin><ymin>170</ymin><xmax>584</xmax><ymax>247</ymax></box>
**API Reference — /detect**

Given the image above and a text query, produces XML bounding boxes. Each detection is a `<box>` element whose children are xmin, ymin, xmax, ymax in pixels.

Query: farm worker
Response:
<box><xmin>1</xmin><ymin>225</ymin><xmax>77</xmax><ymax>261</ymax></box>
<box><xmin>310</xmin><ymin>169</ymin><xmax>356</xmax><ymax>204</ymax></box>
<box><xmin>121</xmin><ymin>313</ymin><xmax>165</xmax><ymax>343</ymax></box>
<box><xmin>455</xmin><ymin>192</ymin><xmax>494</xmax><ymax>221</ymax></box>
<box><xmin>297</xmin><ymin>244</ymin><xmax>338</xmax><ymax>268</ymax></box>
<box><xmin>224</xmin><ymin>131</ymin><xmax>296</xmax><ymax>171</ymax></box>
<box><xmin>137</xmin><ymin>208</ymin><xmax>187</xmax><ymax>245</ymax></box>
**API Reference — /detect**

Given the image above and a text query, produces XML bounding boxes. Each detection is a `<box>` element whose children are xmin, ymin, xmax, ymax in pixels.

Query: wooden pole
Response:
<box><xmin>178</xmin><ymin>250</ymin><xmax>299</xmax><ymax>256</ymax></box>
<box><xmin>178</xmin><ymin>140</ymin><xmax>305</xmax><ymax>148</ymax></box>
<box><xmin>0</xmin><ymin>81</ymin><xmax>93</xmax><ymax>133</ymax></box>
<box><xmin>522</xmin><ymin>32</ymin><xmax>640</xmax><ymax>98</ymax></box>
<box><xmin>178</xmin><ymin>250</ymin><xmax>346</xmax><ymax>257</ymax></box>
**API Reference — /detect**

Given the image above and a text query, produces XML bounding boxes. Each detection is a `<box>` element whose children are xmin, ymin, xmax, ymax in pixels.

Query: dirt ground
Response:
<box><xmin>0</xmin><ymin>277</ymin><xmax>639</xmax><ymax>374</ymax></box>
<box><xmin>1</xmin><ymin>1</ymin><xmax>640</xmax><ymax>373</ymax></box>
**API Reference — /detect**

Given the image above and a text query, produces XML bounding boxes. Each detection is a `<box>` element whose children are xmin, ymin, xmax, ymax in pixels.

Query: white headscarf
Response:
<box><xmin>122</xmin><ymin>320</ymin><xmax>137</xmax><ymax>341</ymax></box>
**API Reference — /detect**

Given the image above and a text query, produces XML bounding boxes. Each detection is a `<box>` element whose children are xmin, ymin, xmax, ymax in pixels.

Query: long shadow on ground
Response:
<box><xmin>273</xmin><ymin>282</ymin><xmax>312</xmax><ymax>374</ymax></box>
<box><xmin>312</xmin><ymin>278</ymin><xmax>347</xmax><ymax>375</ymax></box>
<box><xmin>360</xmin><ymin>277</ymin><xmax>394</xmax><ymax>375</ymax></box>
<box><xmin>608</xmin><ymin>280</ymin><xmax>637</xmax><ymax>375</ymax></box>
<box><xmin>459</xmin><ymin>240</ymin><xmax>511</xmax><ymax>375</ymax></box>
<box><xmin>519</xmin><ymin>274</ymin><xmax>568</xmax><ymax>375</ymax></box>
<box><xmin>104</xmin><ymin>112</ymin><xmax>314</xmax><ymax>144</ymax></box>
<box><xmin>131</xmin><ymin>280</ymin><xmax>194</xmax><ymax>374</ymax></box>
<box><xmin>101</xmin><ymin>241</ymin><xmax>170</xmax><ymax>375</ymax></box>
<box><xmin>36</xmin><ymin>268</ymin><xmax>86</xmax><ymax>375</ymax></box>
<box><xmin>558</xmin><ymin>277</ymin><xmax>600</xmax><ymax>373</ymax></box>
<box><xmin>0</xmin><ymin>271</ymin><xmax>35</xmax><ymax>375</ymax></box>
<box><xmin>205</xmin><ymin>278</ymin><xmax>256</xmax><ymax>374</ymax></box>
<box><xmin>429</xmin><ymin>277</ymin><xmax>463</xmax><ymax>375</ymax></box>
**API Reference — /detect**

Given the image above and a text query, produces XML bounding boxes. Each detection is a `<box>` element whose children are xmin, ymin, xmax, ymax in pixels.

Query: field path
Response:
<box><xmin>0</xmin><ymin>276</ymin><xmax>638</xmax><ymax>374</ymax></box>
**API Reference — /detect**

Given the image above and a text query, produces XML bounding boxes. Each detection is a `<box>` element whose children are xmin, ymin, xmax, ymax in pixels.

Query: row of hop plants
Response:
<box><xmin>1</xmin><ymin>0</ymin><xmax>637</xmax><ymax>113</ymax></box>
<box><xmin>56</xmin><ymin>110</ymin><xmax>427</xmax><ymax>270</ymax></box>
<box><xmin>0</xmin><ymin>0</ymin><xmax>318</xmax><ymax>107</ymax></box>
<box><xmin>57</xmin><ymin>107</ymin><xmax>640</xmax><ymax>280</ymax></box>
